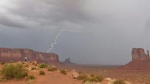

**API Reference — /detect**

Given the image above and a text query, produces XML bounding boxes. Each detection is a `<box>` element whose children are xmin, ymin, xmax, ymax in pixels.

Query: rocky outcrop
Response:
<box><xmin>0</xmin><ymin>48</ymin><xmax>60</xmax><ymax>64</ymax></box>
<box><xmin>132</xmin><ymin>48</ymin><xmax>149</xmax><ymax>60</ymax></box>
<box><xmin>121</xmin><ymin>48</ymin><xmax>150</xmax><ymax>71</ymax></box>
<box><xmin>63</xmin><ymin>58</ymin><xmax>75</xmax><ymax>65</ymax></box>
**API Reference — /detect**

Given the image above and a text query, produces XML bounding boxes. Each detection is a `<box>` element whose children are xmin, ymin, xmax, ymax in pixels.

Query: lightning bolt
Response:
<box><xmin>47</xmin><ymin>29</ymin><xmax>81</xmax><ymax>53</ymax></box>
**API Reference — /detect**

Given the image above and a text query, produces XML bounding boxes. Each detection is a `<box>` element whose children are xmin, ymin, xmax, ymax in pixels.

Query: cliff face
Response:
<box><xmin>132</xmin><ymin>48</ymin><xmax>149</xmax><ymax>61</ymax></box>
<box><xmin>121</xmin><ymin>48</ymin><xmax>150</xmax><ymax>71</ymax></box>
<box><xmin>0</xmin><ymin>48</ymin><xmax>60</xmax><ymax>64</ymax></box>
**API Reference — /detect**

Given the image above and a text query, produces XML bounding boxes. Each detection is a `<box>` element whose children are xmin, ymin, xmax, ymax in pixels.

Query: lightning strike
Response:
<box><xmin>47</xmin><ymin>29</ymin><xmax>81</xmax><ymax>53</ymax></box>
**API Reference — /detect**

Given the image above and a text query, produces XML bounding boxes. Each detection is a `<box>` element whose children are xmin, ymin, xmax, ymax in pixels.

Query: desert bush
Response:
<box><xmin>32</xmin><ymin>63</ymin><xmax>38</xmax><ymax>66</ymax></box>
<box><xmin>60</xmin><ymin>69</ymin><xmax>67</xmax><ymax>75</ymax></box>
<box><xmin>39</xmin><ymin>71</ymin><xmax>45</xmax><ymax>75</ymax></box>
<box><xmin>1</xmin><ymin>62</ymin><xmax>5</xmax><ymax>65</ymax></box>
<box><xmin>31</xmin><ymin>67</ymin><xmax>39</xmax><ymax>70</ymax></box>
<box><xmin>29</xmin><ymin>61</ymin><xmax>32</xmax><ymax>63</ymax></box>
<box><xmin>22</xmin><ymin>62</ymin><xmax>25</xmax><ymax>64</ymax></box>
<box><xmin>78</xmin><ymin>71</ymin><xmax>83</xmax><ymax>74</ymax></box>
<box><xmin>25</xmin><ymin>64</ymin><xmax>29</xmax><ymax>68</ymax></box>
<box><xmin>2</xmin><ymin>63</ymin><xmax>28</xmax><ymax>80</ymax></box>
<box><xmin>76</xmin><ymin>73</ymin><xmax>103</xmax><ymax>83</ymax></box>
<box><xmin>27</xmin><ymin>75</ymin><xmax>36</xmax><ymax>80</ymax></box>
<box><xmin>89</xmin><ymin>75</ymin><xmax>103</xmax><ymax>82</ymax></box>
<box><xmin>39</xmin><ymin>63</ymin><xmax>48</xmax><ymax>68</ymax></box>
<box><xmin>113</xmin><ymin>79</ymin><xmax>126</xmax><ymax>84</ymax></box>
<box><xmin>36</xmin><ymin>67</ymin><xmax>40</xmax><ymax>70</ymax></box>
<box><xmin>76</xmin><ymin>73</ymin><xmax>87</xmax><ymax>80</ymax></box>
<box><xmin>48</xmin><ymin>67</ymin><xmax>57</xmax><ymax>72</ymax></box>
<box><xmin>9</xmin><ymin>61</ymin><xmax>14</xmax><ymax>63</ymax></box>
<box><xmin>31</xmin><ymin>67</ymin><xmax>36</xmax><ymax>70</ymax></box>
<box><xmin>16</xmin><ymin>63</ymin><xmax>23</xmax><ymax>68</ymax></box>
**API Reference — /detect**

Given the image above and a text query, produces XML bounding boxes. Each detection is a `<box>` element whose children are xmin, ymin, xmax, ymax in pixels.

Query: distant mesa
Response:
<box><xmin>0</xmin><ymin>48</ymin><xmax>61</xmax><ymax>65</ymax></box>
<box><xmin>63</xmin><ymin>57</ymin><xmax>75</xmax><ymax>65</ymax></box>
<box><xmin>121</xmin><ymin>48</ymin><xmax>150</xmax><ymax>71</ymax></box>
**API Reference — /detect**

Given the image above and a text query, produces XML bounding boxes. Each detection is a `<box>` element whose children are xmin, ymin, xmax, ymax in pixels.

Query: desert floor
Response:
<box><xmin>0</xmin><ymin>62</ymin><xmax>108</xmax><ymax>84</ymax></box>
<box><xmin>0</xmin><ymin>62</ymin><xmax>149</xmax><ymax>84</ymax></box>
<box><xmin>58</xmin><ymin>64</ymin><xmax>150</xmax><ymax>84</ymax></box>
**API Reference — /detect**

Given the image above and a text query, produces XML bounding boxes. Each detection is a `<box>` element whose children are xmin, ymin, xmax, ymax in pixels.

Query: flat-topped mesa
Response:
<box><xmin>132</xmin><ymin>48</ymin><xmax>150</xmax><ymax>61</ymax></box>
<box><xmin>0</xmin><ymin>48</ymin><xmax>60</xmax><ymax>64</ymax></box>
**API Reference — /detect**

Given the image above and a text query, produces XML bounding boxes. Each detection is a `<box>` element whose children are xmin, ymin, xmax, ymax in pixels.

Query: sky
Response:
<box><xmin>0</xmin><ymin>0</ymin><xmax>150</xmax><ymax>65</ymax></box>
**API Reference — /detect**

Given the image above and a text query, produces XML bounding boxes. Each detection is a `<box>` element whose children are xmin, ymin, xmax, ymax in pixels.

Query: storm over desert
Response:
<box><xmin>1</xmin><ymin>0</ymin><xmax>150</xmax><ymax>84</ymax></box>
<box><xmin>0</xmin><ymin>0</ymin><xmax>150</xmax><ymax>65</ymax></box>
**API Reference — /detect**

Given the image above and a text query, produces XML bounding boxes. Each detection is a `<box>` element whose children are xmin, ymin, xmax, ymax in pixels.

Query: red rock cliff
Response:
<box><xmin>121</xmin><ymin>48</ymin><xmax>150</xmax><ymax>71</ymax></box>
<box><xmin>0</xmin><ymin>48</ymin><xmax>60</xmax><ymax>64</ymax></box>
<box><xmin>132</xmin><ymin>48</ymin><xmax>150</xmax><ymax>61</ymax></box>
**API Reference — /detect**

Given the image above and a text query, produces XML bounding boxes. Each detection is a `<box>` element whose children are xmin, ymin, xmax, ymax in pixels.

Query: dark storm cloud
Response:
<box><xmin>0</xmin><ymin>0</ymin><xmax>92</xmax><ymax>28</ymax></box>
<box><xmin>0</xmin><ymin>14</ymin><xmax>26</xmax><ymax>28</ymax></box>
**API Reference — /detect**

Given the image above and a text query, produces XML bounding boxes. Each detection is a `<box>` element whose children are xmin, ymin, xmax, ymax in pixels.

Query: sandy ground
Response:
<box><xmin>0</xmin><ymin>62</ymin><xmax>110</xmax><ymax>84</ymax></box>
<box><xmin>0</xmin><ymin>62</ymin><xmax>149</xmax><ymax>84</ymax></box>
<box><xmin>58</xmin><ymin>64</ymin><xmax>150</xmax><ymax>84</ymax></box>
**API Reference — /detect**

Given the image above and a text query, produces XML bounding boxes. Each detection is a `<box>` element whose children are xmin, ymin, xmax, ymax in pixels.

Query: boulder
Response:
<box><xmin>72</xmin><ymin>69</ymin><xmax>79</xmax><ymax>78</ymax></box>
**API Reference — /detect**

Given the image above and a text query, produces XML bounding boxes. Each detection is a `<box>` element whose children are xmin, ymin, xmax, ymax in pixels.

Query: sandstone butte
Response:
<box><xmin>63</xmin><ymin>57</ymin><xmax>75</xmax><ymax>65</ymax></box>
<box><xmin>122</xmin><ymin>48</ymin><xmax>150</xmax><ymax>71</ymax></box>
<box><xmin>0</xmin><ymin>48</ymin><xmax>61</xmax><ymax>65</ymax></box>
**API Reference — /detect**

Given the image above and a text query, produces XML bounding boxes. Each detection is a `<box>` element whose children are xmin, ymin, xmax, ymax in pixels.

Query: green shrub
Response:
<box><xmin>76</xmin><ymin>74</ymin><xmax>103</xmax><ymax>83</ymax></box>
<box><xmin>27</xmin><ymin>75</ymin><xmax>36</xmax><ymax>80</ymax></box>
<box><xmin>32</xmin><ymin>62</ymin><xmax>35</xmax><ymax>65</ymax></box>
<box><xmin>39</xmin><ymin>71</ymin><xmax>45</xmax><ymax>75</ymax></box>
<box><xmin>78</xmin><ymin>71</ymin><xmax>83</xmax><ymax>74</ymax></box>
<box><xmin>89</xmin><ymin>75</ymin><xmax>103</xmax><ymax>82</ymax></box>
<box><xmin>39</xmin><ymin>63</ymin><xmax>48</xmax><ymax>68</ymax></box>
<box><xmin>32</xmin><ymin>63</ymin><xmax>38</xmax><ymax>66</ymax></box>
<box><xmin>60</xmin><ymin>69</ymin><xmax>67</xmax><ymax>75</ymax></box>
<box><xmin>48</xmin><ymin>67</ymin><xmax>57</xmax><ymax>72</ymax></box>
<box><xmin>22</xmin><ymin>62</ymin><xmax>25</xmax><ymax>64</ymax></box>
<box><xmin>77</xmin><ymin>74</ymin><xmax>88</xmax><ymax>80</ymax></box>
<box><xmin>9</xmin><ymin>61</ymin><xmax>14</xmax><ymax>63</ymax></box>
<box><xmin>29</xmin><ymin>61</ymin><xmax>32</xmax><ymax>63</ymax></box>
<box><xmin>2</xmin><ymin>63</ymin><xmax>28</xmax><ymax>80</ymax></box>
<box><xmin>31</xmin><ymin>67</ymin><xmax>36</xmax><ymax>70</ymax></box>
<box><xmin>1</xmin><ymin>62</ymin><xmax>5</xmax><ymax>65</ymax></box>
<box><xmin>16</xmin><ymin>63</ymin><xmax>23</xmax><ymax>68</ymax></box>
<box><xmin>24</xmin><ymin>64</ymin><xmax>29</xmax><ymax>68</ymax></box>
<box><xmin>113</xmin><ymin>79</ymin><xmax>126</xmax><ymax>84</ymax></box>
<box><xmin>36</xmin><ymin>67</ymin><xmax>40</xmax><ymax>70</ymax></box>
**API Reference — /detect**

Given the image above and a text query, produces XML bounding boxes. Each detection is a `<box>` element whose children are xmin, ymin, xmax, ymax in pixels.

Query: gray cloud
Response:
<box><xmin>0</xmin><ymin>14</ymin><xmax>26</xmax><ymax>28</ymax></box>
<box><xmin>145</xmin><ymin>18</ymin><xmax>150</xmax><ymax>30</ymax></box>
<box><xmin>0</xmin><ymin>0</ymin><xmax>92</xmax><ymax>28</ymax></box>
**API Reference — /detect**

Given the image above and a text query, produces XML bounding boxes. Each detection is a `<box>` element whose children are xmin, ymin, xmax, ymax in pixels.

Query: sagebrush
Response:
<box><xmin>2</xmin><ymin>63</ymin><xmax>28</xmax><ymax>80</ymax></box>
<box><xmin>39</xmin><ymin>71</ymin><xmax>45</xmax><ymax>75</ymax></box>
<box><xmin>39</xmin><ymin>63</ymin><xmax>48</xmax><ymax>68</ymax></box>
<box><xmin>60</xmin><ymin>69</ymin><xmax>67</xmax><ymax>75</ymax></box>
<box><xmin>27</xmin><ymin>75</ymin><xmax>36</xmax><ymax>80</ymax></box>
<box><xmin>113</xmin><ymin>79</ymin><xmax>126</xmax><ymax>84</ymax></box>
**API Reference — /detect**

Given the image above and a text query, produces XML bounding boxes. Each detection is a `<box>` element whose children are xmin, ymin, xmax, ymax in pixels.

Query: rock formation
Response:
<box><xmin>132</xmin><ymin>48</ymin><xmax>149</xmax><ymax>60</ymax></box>
<box><xmin>71</xmin><ymin>69</ymin><xmax>79</xmax><ymax>78</ymax></box>
<box><xmin>0</xmin><ymin>48</ymin><xmax>61</xmax><ymax>64</ymax></box>
<box><xmin>121</xmin><ymin>48</ymin><xmax>150</xmax><ymax>71</ymax></box>
<box><xmin>63</xmin><ymin>57</ymin><xmax>75</xmax><ymax>65</ymax></box>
